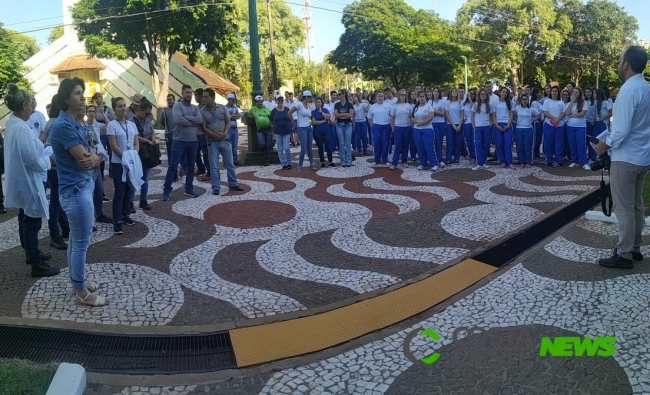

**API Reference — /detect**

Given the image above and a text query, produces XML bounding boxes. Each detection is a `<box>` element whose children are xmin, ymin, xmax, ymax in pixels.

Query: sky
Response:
<box><xmin>0</xmin><ymin>0</ymin><xmax>648</xmax><ymax>63</ymax></box>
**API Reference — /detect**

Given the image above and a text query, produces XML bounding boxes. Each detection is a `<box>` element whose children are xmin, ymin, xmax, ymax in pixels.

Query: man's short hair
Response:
<box><xmin>485</xmin><ymin>81</ymin><xmax>493</xmax><ymax>86</ymax></box>
<box><xmin>330</xmin><ymin>90</ymin><xmax>338</xmax><ymax>95</ymax></box>
<box><xmin>204</xmin><ymin>88</ymin><xmax>216</xmax><ymax>99</ymax></box>
<box><xmin>194</xmin><ymin>88</ymin><xmax>204</xmax><ymax>96</ymax></box>
<box><xmin>139</xmin><ymin>98</ymin><xmax>153</xmax><ymax>111</ymax></box>
<box><xmin>167</xmin><ymin>94</ymin><xmax>175</xmax><ymax>100</ymax></box>
<box><xmin>181</xmin><ymin>84</ymin><xmax>192</xmax><ymax>91</ymax></box>
<box><xmin>624</xmin><ymin>46</ymin><xmax>648</xmax><ymax>73</ymax></box>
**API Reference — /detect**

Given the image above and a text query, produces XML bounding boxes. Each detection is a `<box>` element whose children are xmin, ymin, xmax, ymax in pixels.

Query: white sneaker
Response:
<box><xmin>417</xmin><ymin>165</ymin><xmax>425</xmax><ymax>170</ymax></box>
<box><xmin>568</xmin><ymin>163</ymin><xmax>578</xmax><ymax>168</ymax></box>
<box><xmin>583</xmin><ymin>164</ymin><xmax>591</xmax><ymax>170</ymax></box>
<box><xmin>440</xmin><ymin>162</ymin><xmax>446</xmax><ymax>168</ymax></box>
<box><xmin>472</xmin><ymin>165</ymin><xmax>482</xmax><ymax>171</ymax></box>
<box><xmin>432</xmin><ymin>166</ymin><xmax>439</xmax><ymax>171</ymax></box>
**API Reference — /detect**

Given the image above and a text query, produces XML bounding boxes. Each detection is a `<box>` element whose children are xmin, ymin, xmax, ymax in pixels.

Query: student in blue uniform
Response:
<box><xmin>564</xmin><ymin>86</ymin><xmax>590</xmax><ymax>170</ymax></box>
<box><xmin>512</xmin><ymin>93</ymin><xmax>540</xmax><ymax>168</ymax></box>
<box><xmin>471</xmin><ymin>89</ymin><xmax>494</xmax><ymax>170</ymax></box>
<box><xmin>542</xmin><ymin>86</ymin><xmax>566</xmax><ymax>167</ymax></box>
<box><xmin>428</xmin><ymin>88</ymin><xmax>447</xmax><ymax>167</ymax></box>
<box><xmin>492</xmin><ymin>87</ymin><xmax>515</xmax><ymax>168</ymax></box>
<box><xmin>411</xmin><ymin>92</ymin><xmax>438</xmax><ymax>171</ymax></box>
<box><xmin>445</xmin><ymin>88</ymin><xmax>464</xmax><ymax>164</ymax></box>
<box><xmin>367</xmin><ymin>92</ymin><xmax>392</xmax><ymax>165</ymax></box>
<box><xmin>462</xmin><ymin>89</ymin><xmax>477</xmax><ymax>165</ymax></box>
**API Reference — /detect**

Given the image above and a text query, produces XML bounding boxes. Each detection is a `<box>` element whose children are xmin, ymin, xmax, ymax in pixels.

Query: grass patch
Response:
<box><xmin>0</xmin><ymin>359</ymin><xmax>58</xmax><ymax>395</ymax></box>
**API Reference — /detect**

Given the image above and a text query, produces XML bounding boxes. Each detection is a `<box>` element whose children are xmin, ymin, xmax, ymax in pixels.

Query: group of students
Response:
<box><xmin>252</xmin><ymin>82</ymin><xmax>612</xmax><ymax>172</ymax></box>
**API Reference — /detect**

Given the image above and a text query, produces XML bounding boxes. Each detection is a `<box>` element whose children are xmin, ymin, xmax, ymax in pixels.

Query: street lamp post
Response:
<box><xmin>461</xmin><ymin>55</ymin><xmax>468</xmax><ymax>89</ymax></box>
<box><xmin>241</xmin><ymin>0</ymin><xmax>276</xmax><ymax>165</ymax></box>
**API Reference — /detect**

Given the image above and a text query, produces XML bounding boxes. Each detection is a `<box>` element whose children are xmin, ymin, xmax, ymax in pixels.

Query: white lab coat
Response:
<box><xmin>4</xmin><ymin>114</ymin><xmax>51</xmax><ymax>218</ymax></box>
<box><xmin>121</xmin><ymin>149</ymin><xmax>144</xmax><ymax>191</ymax></box>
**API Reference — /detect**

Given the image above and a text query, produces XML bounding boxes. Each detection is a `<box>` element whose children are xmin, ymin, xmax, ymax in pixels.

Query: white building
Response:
<box><xmin>0</xmin><ymin>0</ymin><xmax>239</xmax><ymax>126</ymax></box>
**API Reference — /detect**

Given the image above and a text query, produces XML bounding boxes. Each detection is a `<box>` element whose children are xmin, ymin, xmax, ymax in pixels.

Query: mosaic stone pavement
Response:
<box><xmin>0</xmin><ymin>132</ymin><xmax>607</xmax><ymax>327</ymax></box>
<box><xmin>83</xmin><ymin>215</ymin><xmax>650</xmax><ymax>395</ymax></box>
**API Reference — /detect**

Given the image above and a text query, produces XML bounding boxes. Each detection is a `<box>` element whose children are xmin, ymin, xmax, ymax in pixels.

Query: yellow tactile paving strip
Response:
<box><xmin>230</xmin><ymin>259</ymin><xmax>497</xmax><ymax>367</ymax></box>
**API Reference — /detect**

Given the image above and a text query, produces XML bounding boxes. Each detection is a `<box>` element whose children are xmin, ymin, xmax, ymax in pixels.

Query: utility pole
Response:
<box><xmin>461</xmin><ymin>55</ymin><xmax>468</xmax><ymax>90</ymax></box>
<box><xmin>302</xmin><ymin>0</ymin><xmax>313</xmax><ymax>62</ymax></box>
<box><xmin>249</xmin><ymin>0</ymin><xmax>263</xmax><ymax>100</ymax></box>
<box><xmin>267</xmin><ymin>0</ymin><xmax>279</xmax><ymax>91</ymax></box>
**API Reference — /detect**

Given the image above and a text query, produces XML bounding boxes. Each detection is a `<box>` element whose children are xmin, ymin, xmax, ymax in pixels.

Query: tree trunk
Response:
<box><xmin>157</xmin><ymin>50</ymin><xmax>171</xmax><ymax>110</ymax></box>
<box><xmin>509</xmin><ymin>66</ymin><xmax>520</xmax><ymax>90</ymax></box>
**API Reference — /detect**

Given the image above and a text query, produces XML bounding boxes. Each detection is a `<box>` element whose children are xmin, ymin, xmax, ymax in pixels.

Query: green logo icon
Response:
<box><xmin>403</xmin><ymin>327</ymin><xmax>441</xmax><ymax>365</ymax></box>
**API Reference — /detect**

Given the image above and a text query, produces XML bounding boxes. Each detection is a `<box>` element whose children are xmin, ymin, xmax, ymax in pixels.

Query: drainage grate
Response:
<box><xmin>0</xmin><ymin>325</ymin><xmax>237</xmax><ymax>374</ymax></box>
<box><xmin>473</xmin><ymin>188</ymin><xmax>601</xmax><ymax>268</ymax></box>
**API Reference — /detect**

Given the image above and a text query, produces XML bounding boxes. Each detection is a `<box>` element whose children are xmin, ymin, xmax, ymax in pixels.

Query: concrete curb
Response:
<box><xmin>585</xmin><ymin>210</ymin><xmax>650</xmax><ymax>226</ymax></box>
<box><xmin>46</xmin><ymin>363</ymin><xmax>86</xmax><ymax>395</ymax></box>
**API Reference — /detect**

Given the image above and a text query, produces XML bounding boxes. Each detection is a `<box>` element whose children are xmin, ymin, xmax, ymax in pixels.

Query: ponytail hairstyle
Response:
<box><xmin>111</xmin><ymin>97</ymin><xmax>126</xmax><ymax>111</ymax></box>
<box><xmin>412</xmin><ymin>92</ymin><xmax>426</xmax><ymax>118</ymax></box>
<box><xmin>476</xmin><ymin>89</ymin><xmax>490</xmax><ymax>114</ymax></box>
<box><xmin>572</xmin><ymin>86</ymin><xmax>585</xmax><ymax>112</ymax></box>
<box><xmin>499</xmin><ymin>87</ymin><xmax>512</xmax><ymax>111</ymax></box>
<box><xmin>530</xmin><ymin>88</ymin><xmax>541</xmax><ymax>103</ymax></box>
<box><xmin>464</xmin><ymin>88</ymin><xmax>477</xmax><ymax>106</ymax></box>
<box><xmin>584</xmin><ymin>87</ymin><xmax>594</xmax><ymax>105</ymax></box>
<box><xmin>4</xmin><ymin>83</ymin><xmax>32</xmax><ymax>113</ymax></box>
<box><xmin>595</xmin><ymin>88</ymin><xmax>606</xmax><ymax>115</ymax></box>
<box><xmin>48</xmin><ymin>94</ymin><xmax>62</xmax><ymax>118</ymax></box>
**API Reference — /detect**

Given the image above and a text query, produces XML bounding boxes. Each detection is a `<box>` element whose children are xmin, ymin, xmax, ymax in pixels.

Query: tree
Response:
<box><xmin>205</xmin><ymin>0</ymin><xmax>305</xmax><ymax>98</ymax></box>
<box><xmin>0</xmin><ymin>23</ymin><xmax>35</xmax><ymax>98</ymax></box>
<box><xmin>330</xmin><ymin>0</ymin><xmax>464</xmax><ymax>89</ymax></box>
<box><xmin>71</xmin><ymin>0</ymin><xmax>239</xmax><ymax>107</ymax></box>
<box><xmin>551</xmin><ymin>0</ymin><xmax>637</xmax><ymax>88</ymax></box>
<box><xmin>47</xmin><ymin>25</ymin><xmax>65</xmax><ymax>44</ymax></box>
<box><xmin>456</xmin><ymin>0</ymin><xmax>572</xmax><ymax>89</ymax></box>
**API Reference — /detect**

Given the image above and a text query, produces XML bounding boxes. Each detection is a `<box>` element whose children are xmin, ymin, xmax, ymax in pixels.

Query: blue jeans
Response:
<box><xmin>207</xmin><ymin>138</ymin><xmax>239</xmax><ymax>191</ymax></box>
<box><xmin>336</xmin><ymin>123</ymin><xmax>353</xmax><ymax>166</ymax></box>
<box><xmin>164</xmin><ymin>140</ymin><xmax>198</xmax><ymax>194</ymax></box>
<box><xmin>18</xmin><ymin>209</ymin><xmax>44</xmax><ymax>265</ymax></box>
<box><xmin>60</xmin><ymin>179</ymin><xmax>94</xmax><ymax>291</ymax></box>
<box><xmin>515</xmin><ymin>128</ymin><xmax>534</xmax><ymax>165</ymax></box>
<box><xmin>355</xmin><ymin>121</ymin><xmax>369</xmax><ymax>153</ymax></box>
<box><xmin>371</xmin><ymin>123</ymin><xmax>391</xmax><ymax>163</ymax></box>
<box><xmin>567</xmin><ymin>126</ymin><xmax>588</xmax><ymax>165</ymax></box>
<box><xmin>93</xmin><ymin>167</ymin><xmax>105</xmax><ymax>217</ymax></box>
<box><xmin>391</xmin><ymin>126</ymin><xmax>411</xmax><ymax>166</ymax></box>
<box><xmin>329</xmin><ymin>123</ymin><xmax>339</xmax><ymax>152</ymax></box>
<box><xmin>275</xmin><ymin>134</ymin><xmax>292</xmax><ymax>166</ymax></box>
<box><xmin>445</xmin><ymin>124</ymin><xmax>463</xmax><ymax>162</ymax></box>
<box><xmin>313</xmin><ymin>130</ymin><xmax>332</xmax><ymax>163</ymax></box>
<box><xmin>297</xmin><ymin>126</ymin><xmax>314</xmax><ymax>167</ymax></box>
<box><xmin>111</xmin><ymin>163</ymin><xmax>134</xmax><ymax>223</ymax></box>
<box><xmin>257</xmin><ymin>129</ymin><xmax>272</xmax><ymax>162</ymax></box>
<box><xmin>228</xmin><ymin>127</ymin><xmax>239</xmax><ymax>162</ymax></box>
<box><xmin>47</xmin><ymin>169</ymin><xmax>69</xmax><ymax>237</ymax></box>
<box><xmin>533</xmin><ymin>121</ymin><xmax>543</xmax><ymax>159</ymax></box>
<box><xmin>495</xmin><ymin>122</ymin><xmax>513</xmax><ymax>165</ymax></box>
<box><xmin>474</xmin><ymin>126</ymin><xmax>491</xmax><ymax>166</ymax></box>
<box><xmin>139</xmin><ymin>167</ymin><xmax>152</xmax><ymax>202</ymax></box>
<box><xmin>413</xmin><ymin>127</ymin><xmax>437</xmax><ymax>167</ymax></box>
<box><xmin>196</xmin><ymin>134</ymin><xmax>210</xmax><ymax>174</ymax></box>
<box><xmin>543</xmin><ymin>123</ymin><xmax>565</xmax><ymax>165</ymax></box>
<box><xmin>432</xmin><ymin>122</ymin><xmax>445</xmax><ymax>163</ymax></box>
<box><xmin>462</xmin><ymin>123</ymin><xmax>475</xmax><ymax>159</ymax></box>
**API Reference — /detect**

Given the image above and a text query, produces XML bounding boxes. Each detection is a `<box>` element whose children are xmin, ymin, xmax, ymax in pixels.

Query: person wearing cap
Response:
<box><xmin>270</xmin><ymin>94</ymin><xmax>293</xmax><ymax>169</ymax></box>
<box><xmin>247</xmin><ymin>95</ymin><xmax>273</xmax><ymax>166</ymax></box>
<box><xmin>289</xmin><ymin>91</ymin><xmax>315</xmax><ymax>171</ymax></box>
<box><xmin>126</xmin><ymin>93</ymin><xmax>143</xmax><ymax>120</ymax></box>
<box><xmin>225</xmin><ymin>93</ymin><xmax>241</xmax><ymax>165</ymax></box>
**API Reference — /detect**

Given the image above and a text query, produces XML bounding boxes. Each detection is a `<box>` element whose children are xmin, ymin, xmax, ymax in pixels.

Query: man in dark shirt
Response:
<box><xmin>334</xmin><ymin>89</ymin><xmax>355</xmax><ymax>167</ymax></box>
<box><xmin>200</xmin><ymin>89</ymin><xmax>243</xmax><ymax>195</ymax></box>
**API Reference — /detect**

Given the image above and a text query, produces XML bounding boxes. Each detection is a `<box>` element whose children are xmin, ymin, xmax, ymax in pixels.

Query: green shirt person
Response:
<box><xmin>248</xmin><ymin>100</ymin><xmax>272</xmax><ymax>130</ymax></box>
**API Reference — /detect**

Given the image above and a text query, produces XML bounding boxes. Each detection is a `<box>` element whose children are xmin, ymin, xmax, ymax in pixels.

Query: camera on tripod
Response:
<box><xmin>588</xmin><ymin>136</ymin><xmax>611</xmax><ymax>171</ymax></box>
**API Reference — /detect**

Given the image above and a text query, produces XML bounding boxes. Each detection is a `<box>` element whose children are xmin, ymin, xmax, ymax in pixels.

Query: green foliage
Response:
<box><xmin>330</xmin><ymin>0</ymin><xmax>464</xmax><ymax>89</ymax></box>
<box><xmin>0</xmin><ymin>23</ymin><xmax>34</xmax><ymax>99</ymax></box>
<box><xmin>456</xmin><ymin>0</ymin><xmax>572</xmax><ymax>89</ymax></box>
<box><xmin>550</xmin><ymin>0</ymin><xmax>638</xmax><ymax>89</ymax></box>
<box><xmin>206</xmin><ymin>0</ymin><xmax>305</xmax><ymax>101</ymax></box>
<box><xmin>47</xmin><ymin>25</ymin><xmax>65</xmax><ymax>44</ymax></box>
<box><xmin>71</xmin><ymin>0</ymin><xmax>239</xmax><ymax>104</ymax></box>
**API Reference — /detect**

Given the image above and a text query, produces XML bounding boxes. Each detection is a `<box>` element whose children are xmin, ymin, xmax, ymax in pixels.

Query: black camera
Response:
<box><xmin>590</xmin><ymin>152</ymin><xmax>611</xmax><ymax>171</ymax></box>
<box><xmin>587</xmin><ymin>135</ymin><xmax>611</xmax><ymax>171</ymax></box>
